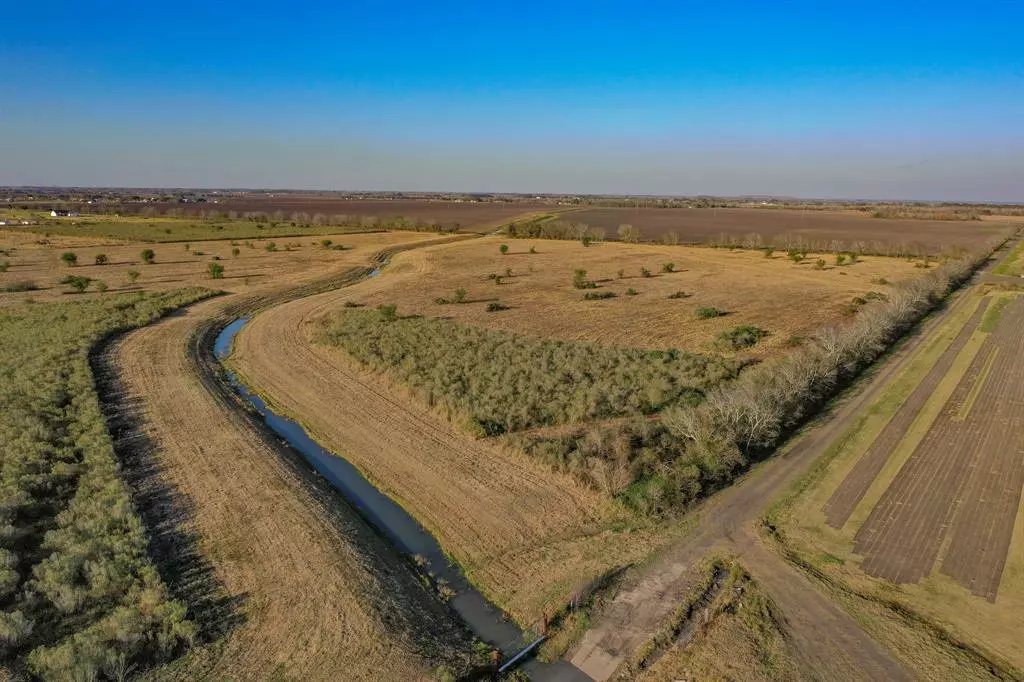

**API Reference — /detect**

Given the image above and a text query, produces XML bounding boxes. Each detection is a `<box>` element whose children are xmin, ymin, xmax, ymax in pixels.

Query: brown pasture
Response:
<box><xmin>0</xmin><ymin>230</ymin><xmax>433</xmax><ymax>302</ymax></box>
<box><xmin>565</xmin><ymin>207</ymin><xmax>1012</xmax><ymax>254</ymax></box>
<box><xmin>329</xmin><ymin>235</ymin><xmax>921</xmax><ymax>358</ymax></box>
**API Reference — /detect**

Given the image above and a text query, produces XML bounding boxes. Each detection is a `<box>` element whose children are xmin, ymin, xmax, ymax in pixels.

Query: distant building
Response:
<box><xmin>50</xmin><ymin>209</ymin><xmax>80</xmax><ymax>217</ymax></box>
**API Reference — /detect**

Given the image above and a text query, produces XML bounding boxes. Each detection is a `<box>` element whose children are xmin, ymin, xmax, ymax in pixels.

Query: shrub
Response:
<box><xmin>59</xmin><ymin>275</ymin><xmax>92</xmax><ymax>293</ymax></box>
<box><xmin>696</xmin><ymin>306</ymin><xmax>727</xmax><ymax>319</ymax></box>
<box><xmin>265</xmin><ymin>242</ymin><xmax>278</xmax><ymax>252</ymax></box>
<box><xmin>581</xmin><ymin>235</ymin><xmax>593</xmax><ymax>247</ymax></box>
<box><xmin>377</xmin><ymin>304</ymin><xmax>398</xmax><ymax>321</ymax></box>
<box><xmin>321</xmin><ymin>239</ymin><xmax>333</xmax><ymax>248</ymax></box>
<box><xmin>788</xmin><ymin>250</ymin><xmax>804</xmax><ymax>263</ymax></box>
<box><xmin>714</xmin><ymin>325</ymin><xmax>768</xmax><ymax>350</ymax></box>
<box><xmin>499</xmin><ymin>244</ymin><xmax>509</xmax><ymax>255</ymax></box>
<box><xmin>661</xmin><ymin>262</ymin><xmax>675</xmax><ymax>273</ymax></box>
<box><xmin>504</xmin><ymin>267</ymin><xmax>513</xmax><ymax>278</ymax></box>
<box><xmin>871</xmin><ymin>277</ymin><xmax>889</xmax><ymax>285</ymax></box>
<box><xmin>0</xmin><ymin>260</ymin><xmax>8</xmax><ymax>272</ymax></box>
<box><xmin>572</xmin><ymin>269</ymin><xmax>597</xmax><ymax>289</ymax></box>
<box><xmin>0</xmin><ymin>281</ymin><xmax>37</xmax><ymax>292</ymax></box>
<box><xmin>763</xmin><ymin>248</ymin><xmax>774</xmax><ymax>258</ymax></box>
<box><xmin>640</xmin><ymin>267</ymin><xmax>652</xmax><ymax>278</ymax></box>
<box><xmin>94</xmin><ymin>253</ymin><xmax>108</xmax><ymax>265</ymax></box>
<box><xmin>208</xmin><ymin>262</ymin><xmax>225</xmax><ymax>279</ymax></box>
<box><xmin>95</xmin><ymin>280</ymin><xmax>108</xmax><ymax>294</ymax></box>
<box><xmin>583</xmin><ymin>291</ymin><xmax>617</xmax><ymax>300</ymax></box>
<box><xmin>668</xmin><ymin>291</ymin><xmax>691</xmax><ymax>299</ymax></box>
<box><xmin>192</xmin><ymin>250</ymin><xmax>205</xmax><ymax>256</ymax></box>
<box><xmin>61</xmin><ymin>252</ymin><xmax>77</xmax><ymax>267</ymax></box>
<box><xmin>140</xmin><ymin>248</ymin><xmax>155</xmax><ymax>264</ymax></box>
<box><xmin>626</xmin><ymin>288</ymin><xmax>638</xmax><ymax>296</ymax></box>
<box><xmin>617</xmin><ymin>269</ymin><xmax>625</xmax><ymax>279</ymax></box>
<box><xmin>529</xmin><ymin>245</ymin><xmax>537</xmax><ymax>254</ymax></box>
<box><xmin>343</xmin><ymin>301</ymin><xmax>360</xmax><ymax>308</ymax></box>
<box><xmin>486</xmin><ymin>302</ymin><xmax>508</xmax><ymax>312</ymax></box>
<box><xmin>814</xmin><ymin>258</ymin><xmax>826</xmax><ymax>270</ymax></box>
<box><xmin>232</xmin><ymin>247</ymin><xmax>240</xmax><ymax>257</ymax></box>
<box><xmin>835</xmin><ymin>253</ymin><xmax>846</xmax><ymax>266</ymax></box>
<box><xmin>126</xmin><ymin>269</ymin><xmax>140</xmax><ymax>285</ymax></box>
<box><xmin>864</xmin><ymin>290</ymin><xmax>888</xmax><ymax>301</ymax></box>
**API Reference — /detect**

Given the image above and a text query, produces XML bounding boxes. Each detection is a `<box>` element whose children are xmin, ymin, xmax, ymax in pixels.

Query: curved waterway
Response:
<box><xmin>214</xmin><ymin>319</ymin><xmax>589</xmax><ymax>681</ymax></box>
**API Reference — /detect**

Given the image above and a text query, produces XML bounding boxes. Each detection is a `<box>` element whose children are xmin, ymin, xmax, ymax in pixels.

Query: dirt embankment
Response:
<box><xmin>98</xmin><ymin>237</ymin><xmax>480</xmax><ymax>681</ymax></box>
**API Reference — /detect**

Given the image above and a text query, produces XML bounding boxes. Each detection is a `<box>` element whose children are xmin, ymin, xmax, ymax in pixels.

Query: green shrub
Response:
<box><xmin>377</xmin><ymin>304</ymin><xmax>398</xmax><ymax>321</ymax></box>
<box><xmin>140</xmin><ymin>248</ymin><xmax>155</xmax><ymax>264</ymax></box>
<box><xmin>126</xmin><ymin>269</ymin><xmax>140</xmax><ymax>285</ymax></box>
<box><xmin>454</xmin><ymin>288</ymin><xmax>467</xmax><ymax>303</ymax></box>
<box><xmin>95</xmin><ymin>280</ymin><xmax>108</xmax><ymax>294</ymax></box>
<box><xmin>94</xmin><ymin>253</ymin><xmax>108</xmax><ymax>265</ymax></box>
<box><xmin>640</xmin><ymin>267</ymin><xmax>652</xmax><ymax>278</ymax></box>
<box><xmin>321</xmin><ymin>238</ymin><xmax>333</xmax><ymax>248</ymax></box>
<box><xmin>0</xmin><ymin>260</ymin><xmax>8</xmax><ymax>272</ymax></box>
<box><xmin>572</xmin><ymin>269</ymin><xmax>597</xmax><ymax>289</ymax></box>
<box><xmin>0</xmin><ymin>281</ymin><xmax>37</xmax><ymax>292</ymax></box>
<box><xmin>265</xmin><ymin>242</ymin><xmax>278</xmax><ymax>252</ymax></box>
<box><xmin>59</xmin><ymin>275</ymin><xmax>92</xmax><ymax>293</ymax></box>
<box><xmin>871</xmin><ymin>277</ymin><xmax>889</xmax><ymax>285</ymax></box>
<box><xmin>661</xmin><ymin>262</ymin><xmax>675</xmax><ymax>273</ymax></box>
<box><xmin>529</xmin><ymin>245</ymin><xmax>537</xmax><ymax>254</ymax></box>
<box><xmin>486</xmin><ymin>302</ymin><xmax>508</xmax><ymax>312</ymax></box>
<box><xmin>583</xmin><ymin>291</ymin><xmax>616</xmax><ymax>300</ymax></box>
<box><xmin>232</xmin><ymin>247</ymin><xmax>241</xmax><ymax>257</ymax></box>
<box><xmin>834</xmin><ymin>253</ymin><xmax>846</xmax><ymax>266</ymax></box>
<box><xmin>626</xmin><ymin>288</ymin><xmax>638</xmax><ymax>296</ymax></box>
<box><xmin>61</xmin><ymin>252</ymin><xmax>77</xmax><ymax>267</ymax></box>
<box><xmin>814</xmin><ymin>258</ymin><xmax>826</xmax><ymax>270</ymax></box>
<box><xmin>696</xmin><ymin>306</ymin><xmax>727</xmax><ymax>319</ymax></box>
<box><xmin>864</xmin><ymin>290</ymin><xmax>888</xmax><ymax>301</ymax></box>
<box><xmin>714</xmin><ymin>325</ymin><xmax>768</xmax><ymax>350</ymax></box>
<box><xmin>668</xmin><ymin>291</ymin><xmax>690</xmax><ymax>299</ymax></box>
<box><xmin>763</xmin><ymin>248</ymin><xmax>774</xmax><ymax>258</ymax></box>
<box><xmin>499</xmin><ymin>244</ymin><xmax>509</xmax><ymax>255</ymax></box>
<box><xmin>208</xmin><ymin>262</ymin><xmax>225</xmax><ymax>279</ymax></box>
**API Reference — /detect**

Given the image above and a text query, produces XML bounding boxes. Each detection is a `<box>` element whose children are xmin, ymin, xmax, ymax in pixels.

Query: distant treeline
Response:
<box><xmin>503</xmin><ymin>216</ymin><xmax>976</xmax><ymax>258</ymax></box>
<box><xmin>0</xmin><ymin>290</ymin><xmax>211</xmax><ymax>679</ymax></box>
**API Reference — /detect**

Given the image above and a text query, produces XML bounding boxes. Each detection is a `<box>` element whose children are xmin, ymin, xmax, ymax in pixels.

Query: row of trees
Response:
<box><xmin>0</xmin><ymin>290</ymin><xmax>210</xmax><ymax>679</ymax></box>
<box><xmin>516</xmin><ymin>238</ymin><xmax>1005</xmax><ymax>514</ymax></box>
<box><xmin>316</xmin><ymin>309</ymin><xmax>744</xmax><ymax>436</ymax></box>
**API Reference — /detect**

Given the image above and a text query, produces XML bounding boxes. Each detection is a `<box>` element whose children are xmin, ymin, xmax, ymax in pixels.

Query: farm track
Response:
<box><xmin>228</xmin><ymin>243</ymin><xmax>618</xmax><ymax>622</ymax></box>
<box><xmin>569</xmin><ymin>262</ymin><xmax>1012</xmax><ymax>681</ymax></box>
<box><xmin>854</xmin><ymin>296</ymin><xmax>1024</xmax><ymax>599</ymax></box>
<box><xmin>823</xmin><ymin>295</ymin><xmax>990</xmax><ymax>528</ymax></box>
<box><xmin>101</xmin><ymin>236</ymin><xmax>481</xmax><ymax>681</ymax></box>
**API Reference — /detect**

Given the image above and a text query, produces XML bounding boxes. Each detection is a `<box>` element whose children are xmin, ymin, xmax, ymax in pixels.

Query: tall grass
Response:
<box><xmin>0</xmin><ymin>289</ymin><xmax>212</xmax><ymax>679</ymax></box>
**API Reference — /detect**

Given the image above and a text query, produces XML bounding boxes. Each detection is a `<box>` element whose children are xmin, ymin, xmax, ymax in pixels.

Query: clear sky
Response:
<box><xmin>2</xmin><ymin>1</ymin><xmax>1022</xmax><ymax>200</ymax></box>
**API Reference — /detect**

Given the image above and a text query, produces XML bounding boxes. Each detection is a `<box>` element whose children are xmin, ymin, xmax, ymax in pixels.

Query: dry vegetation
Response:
<box><xmin>0</xmin><ymin>229</ymin><xmax>434</xmax><ymax>302</ymax></box>
<box><xmin>328</xmin><ymin>236</ymin><xmax>922</xmax><ymax>358</ymax></box>
<box><xmin>0</xmin><ymin>290</ymin><xmax>212</xmax><ymax>680</ymax></box>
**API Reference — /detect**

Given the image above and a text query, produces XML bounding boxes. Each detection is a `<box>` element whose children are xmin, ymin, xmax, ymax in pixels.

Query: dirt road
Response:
<box><xmin>569</xmin><ymin>257</ymin><xmax>1003</xmax><ymax>681</ymax></box>
<box><xmin>99</xmin><ymin>236</ymin><xmax>479</xmax><ymax>680</ymax></box>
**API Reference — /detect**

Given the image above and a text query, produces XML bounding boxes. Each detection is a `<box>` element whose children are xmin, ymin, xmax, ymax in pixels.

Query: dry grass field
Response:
<box><xmin>228</xmin><ymin>262</ymin><xmax>692</xmax><ymax>625</ymax></box>
<box><xmin>772</xmin><ymin>285</ymin><xmax>1024</xmax><ymax>674</ymax></box>
<box><xmin>0</xmin><ymin>229</ymin><xmax>432</xmax><ymax>302</ymax></box>
<box><xmin>563</xmin><ymin>207</ymin><xmax>1012</xmax><ymax>254</ymax></box>
<box><xmin>325</xmin><ymin>235</ymin><xmax>921</xmax><ymax>358</ymax></box>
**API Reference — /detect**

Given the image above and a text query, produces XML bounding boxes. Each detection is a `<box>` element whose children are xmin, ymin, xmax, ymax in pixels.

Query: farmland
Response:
<box><xmin>547</xmin><ymin>207</ymin><xmax>1010</xmax><ymax>255</ymax></box>
<box><xmin>771</xmin><ymin>281</ymin><xmax>1024</xmax><ymax>672</ymax></box>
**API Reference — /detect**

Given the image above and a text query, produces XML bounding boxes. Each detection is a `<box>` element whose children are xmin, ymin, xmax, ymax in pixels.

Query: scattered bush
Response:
<box><xmin>95</xmin><ymin>280</ymin><xmax>108</xmax><ymax>294</ymax></box>
<box><xmin>125</xmin><ymin>269</ymin><xmax>140</xmax><ymax>285</ymax></box>
<box><xmin>140</xmin><ymin>248</ymin><xmax>155</xmax><ymax>264</ymax></box>
<box><xmin>486</xmin><ymin>302</ymin><xmax>508</xmax><ymax>312</ymax></box>
<box><xmin>617</xmin><ymin>269</ymin><xmax>625</xmax><ymax>279</ymax></box>
<box><xmin>94</xmin><ymin>254</ymin><xmax>108</xmax><ymax>266</ymax></box>
<box><xmin>529</xmin><ymin>245</ymin><xmax>537</xmax><ymax>254</ymax></box>
<box><xmin>864</xmin><ymin>290</ymin><xmax>888</xmax><ymax>301</ymax></box>
<box><xmin>61</xmin><ymin>252</ymin><xmax>77</xmax><ymax>267</ymax></box>
<box><xmin>871</xmin><ymin>277</ymin><xmax>889</xmax><ymax>285</ymax></box>
<box><xmin>668</xmin><ymin>291</ymin><xmax>691</xmax><ymax>299</ymax></box>
<box><xmin>584</xmin><ymin>291</ymin><xmax>617</xmax><ymax>300</ymax></box>
<box><xmin>714</xmin><ymin>325</ymin><xmax>768</xmax><ymax>350</ymax></box>
<box><xmin>343</xmin><ymin>301</ymin><xmax>361</xmax><ymax>308</ymax></box>
<box><xmin>321</xmin><ymin>239</ymin><xmax>333</xmax><ymax>248</ymax></box>
<box><xmin>640</xmin><ymin>267</ymin><xmax>652</xmax><ymax>278</ymax></box>
<box><xmin>572</xmin><ymin>269</ymin><xmax>597</xmax><ymax>289</ymax></box>
<box><xmin>208</xmin><ymin>262</ymin><xmax>225</xmax><ymax>279</ymax></box>
<box><xmin>814</xmin><ymin>258</ymin><xmax>826</xmax><ymax>270</ymax></box>
<box><xmin>661</xmin><ymin>262</ymin><xmax>675</xmax><ymax>273</ymax></box>
<box><xmin>581</xmin><ymin>235</ymin><xmax>593</xmax><ymax>247</ymax></box>
<box><xmin>59</xmin><ymin>275</ymin><xmax>93</xmax><ymax>293</ymax></box>
<box><xmin>626</xmin><ymin>288</ymin><xmax>638</xmax><ymax>296</ymax></box>
<box><xmin>834</xmin><ymin>253</ymin><xmax>846</xmax><ymax>266</ymax></box>
<box><xmin>232</xmin><ymin>247</ymin><xmax>240</xmax><ymax>257</ymax></box>
<box><xmin>265</xmin><ymin>242</ymin><xmax>278</xmax><ymax>252</ymax></box>
<box><xmin>763</xmin><ymin>248</ymin><xmax>774</xmax><ymax>258</ymax></box>
<box><xmin>696</xmin><ymin>306</ymin><xmax>727</xmax><ymax>319</ymax></box>
<box><xmin>787</xmin><ymin>250</ymin><xmax>804</xmax><ymax>263</ymax></box>
<box><xmin>499</xmin><ymin>244</ymin><xmax>509</xmax><ymax>255</ymax></box>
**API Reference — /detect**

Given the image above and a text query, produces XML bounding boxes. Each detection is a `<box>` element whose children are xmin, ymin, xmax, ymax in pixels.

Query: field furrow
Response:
<box><xmin>823</xmin><ymin>296</ymin><xmax>989</xmax><ymax>528</ymax></box>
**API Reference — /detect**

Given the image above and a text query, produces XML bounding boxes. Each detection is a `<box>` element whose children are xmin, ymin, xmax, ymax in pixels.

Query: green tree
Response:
<box><xmin>140</xmin><ymin>248</ymin><xmax>155</xmax><ymax>264</ymax></box>
<box><xmin>231</xmin><ymin>247</ymin><xmax>240</xmax><ymax>257</ymax></box>
<box><xmin>94</xmin><ymin>253</ymin><xmax>108</xmax><ymax>265</ymax></box>
<box><xmin>454</xmin><ymin>288</ymin><xmax>467</xmax><ymax>303</ymax></box>
<box><xmin>126</xmin><ymin>269</ymin><xmax>140</xmax><ymax>285</ymax></box>
<box><xmin>61</xmin><ymin>252</ymin><xmax>77</xmax><ymax>267</ymax></box>
<box><xmin>60</xmin><ymin>275</ymin><xmax>92</xmax><ymax>293</ymax></box>
<box><xmin>499</xmin><ymin>244</ymin><xmax>509</xmax><ymax>255</ymax></box>
<box><xmin>208</xmin><ymin>262</ymin><xmax>225</xmax><ymax>279</ymax></box>
<box><xmin>96</xmin><ymin>280</ymin><xmax>108</xmax><ymax>294</ymax></box>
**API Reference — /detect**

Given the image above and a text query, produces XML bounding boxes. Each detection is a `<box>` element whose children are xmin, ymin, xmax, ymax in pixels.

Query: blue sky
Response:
<box><xmin>2</xmin><ymin>1</ymin><xmax>1022</xmax><ymax>200</ymax></box>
